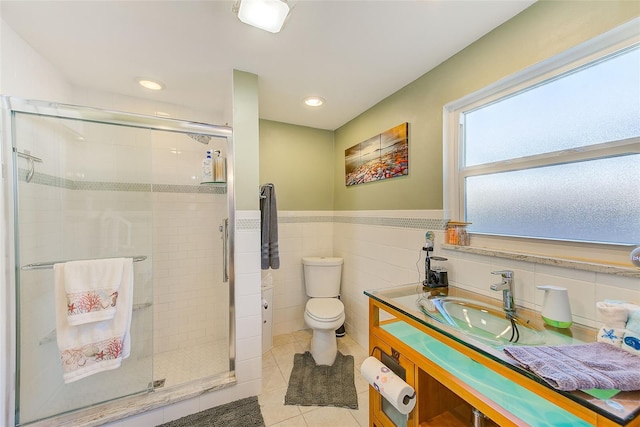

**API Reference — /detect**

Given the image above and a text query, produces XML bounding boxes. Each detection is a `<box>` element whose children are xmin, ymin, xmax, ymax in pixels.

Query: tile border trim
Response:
<box><xmin>235</xmin><ymin>211</ymin><xmax>445</xmax><ymax>231</ymax></box>
<box><xmin>277</xmin><ymin>214</ymin><xmax>446</xmax><ymax>230</ymax></box>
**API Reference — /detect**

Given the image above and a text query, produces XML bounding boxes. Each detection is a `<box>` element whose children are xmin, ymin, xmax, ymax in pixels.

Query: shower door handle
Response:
<box><xmin>219</xmin><ymin>218</ymin><xmax>229</xmax><ymax>283</ymax></box>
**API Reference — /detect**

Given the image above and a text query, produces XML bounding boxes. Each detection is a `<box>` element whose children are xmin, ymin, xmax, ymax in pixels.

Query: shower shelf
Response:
<box><xmin>200</xmin><ymin>181</ymin><xmax>227</xmax><ymax>185</ymax></box>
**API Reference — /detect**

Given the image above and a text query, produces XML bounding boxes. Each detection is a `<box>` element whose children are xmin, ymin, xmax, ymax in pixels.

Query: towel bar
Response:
<box><xmin>38</xmin><ymin>302</ymin><xmax>152</xmax><ymax>345</ymax></box>
<box><xmin>21</xmin><ymin>255</ymin><xmax>147</xmax><ymax>270</ymax></box>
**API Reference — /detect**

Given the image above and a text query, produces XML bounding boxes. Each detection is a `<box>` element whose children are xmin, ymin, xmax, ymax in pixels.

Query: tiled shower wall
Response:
<box><xmin>150</xmin><ymin>128</ymin><xmax>230</xmax><ymax>355</ymax></box>
<box><xmin>270</xmin><ymin>210</ymin><xmax>640</xmax><ymax>351</ymax></box>
<box><xmin>152</xmin><ymin>190</ymin><xmax>228</xmax><ymax>355</ymax></box>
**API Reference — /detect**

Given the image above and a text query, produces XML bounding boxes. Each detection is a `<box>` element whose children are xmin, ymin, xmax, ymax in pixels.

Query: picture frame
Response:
<box><xmin>345</xmin><ymin>122</ymin><xmax>409</xmax><ymax>186</ymax></box>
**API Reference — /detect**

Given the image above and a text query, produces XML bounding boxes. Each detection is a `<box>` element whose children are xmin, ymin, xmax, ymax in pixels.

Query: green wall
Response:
<box><xmin>259</xmin><ymin>120</ymin><xmax>334</xmax><ymax>210</ymax></box>
<box><xmin>332</xmin><ymin>0</ymin><xmax>639</xmax><ymax>211</ymax></box>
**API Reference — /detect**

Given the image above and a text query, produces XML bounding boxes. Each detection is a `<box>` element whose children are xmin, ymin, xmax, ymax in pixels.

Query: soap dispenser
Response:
<box><xmin>213</xmin><ymin>150</ymin><xmax>226</xmax><ymax>182</ymax></box>
<box><xmin>202</xmin><ymin>150</ymin><xmax>213</xmax><ymax>182</ymax></box>
<box><xmin>537</xmin><ymin>285</ymin><xmax>572</xmax><ymax>328</ymax></box>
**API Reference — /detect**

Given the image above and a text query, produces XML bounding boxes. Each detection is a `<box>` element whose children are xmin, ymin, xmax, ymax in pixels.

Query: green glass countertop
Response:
<box><xmin>366</xmin><ymin>283</ymin><xmax>640</xmax><ymax>425</ymax></box>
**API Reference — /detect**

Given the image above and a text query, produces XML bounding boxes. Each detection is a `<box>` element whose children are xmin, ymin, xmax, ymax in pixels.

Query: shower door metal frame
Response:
<box><xmin>1</xmin><ymin>96</ymin><xmax>236</xmax><ymax>427</ymax></box>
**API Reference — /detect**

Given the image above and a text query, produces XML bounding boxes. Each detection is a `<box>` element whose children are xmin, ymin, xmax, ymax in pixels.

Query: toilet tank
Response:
<box><xmin>302</xmin><ymin>257</ymin><xmax>343</xmax><ymax>297</ymax></box>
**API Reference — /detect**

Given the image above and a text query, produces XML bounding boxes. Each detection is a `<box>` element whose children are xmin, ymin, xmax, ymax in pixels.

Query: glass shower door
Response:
<box><xmin>13</xmin><ymin>111</ymin><xmax>154</xmax><ymax>425</ymax></box>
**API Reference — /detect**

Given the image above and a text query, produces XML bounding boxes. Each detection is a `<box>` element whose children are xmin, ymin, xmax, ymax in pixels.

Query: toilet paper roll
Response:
<box><xmin>360</xmin><ymin>356</ymin><xmax>416</xmax><ymax>415</ymax></box>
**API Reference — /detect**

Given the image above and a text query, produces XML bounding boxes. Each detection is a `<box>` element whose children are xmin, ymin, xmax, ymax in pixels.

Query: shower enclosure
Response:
<box><xmin>2</xmin><ymin>97</ymin><xmax>235</xmax><ymax>426</ymax></box>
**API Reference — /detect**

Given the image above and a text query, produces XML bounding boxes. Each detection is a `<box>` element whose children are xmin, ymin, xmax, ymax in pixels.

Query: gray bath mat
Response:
<box><xmin>284</xmin><ymin>351</ymin><xmax>358</xmax><ymax>409</ymax></box>
<box><xmin>158</xmin><ymin>396</ymin><xmax>264</xmax><ymax>427</ymax></box>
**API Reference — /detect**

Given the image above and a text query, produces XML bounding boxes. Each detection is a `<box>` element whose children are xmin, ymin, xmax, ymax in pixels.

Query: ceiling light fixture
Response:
<box><xmin>304</xmin><ymin>96</ymin><xmax>325</xmax><ymax>107</ymax></box>
<box><xmin>233</xmin><ymin>0</ymin><xmax>290</xmax><ymax>34</ymax></box>
<box><xmin>136</xmin><ymin>78</ymin><xmax>165</xmax><ymax>91</ymax></box>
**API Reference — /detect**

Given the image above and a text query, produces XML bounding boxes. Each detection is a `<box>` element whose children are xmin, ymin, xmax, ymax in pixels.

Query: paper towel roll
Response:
<box><xmin>360</xmin><ymin>356</ymin><xmax>416</xmax><ymax>415</ymax></box>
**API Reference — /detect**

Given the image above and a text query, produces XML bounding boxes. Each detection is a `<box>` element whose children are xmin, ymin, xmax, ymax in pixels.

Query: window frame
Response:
<box><xmin>443</xmin><ymin>18</ymin><xmax>640</xmax><ymax>262</ymax></box>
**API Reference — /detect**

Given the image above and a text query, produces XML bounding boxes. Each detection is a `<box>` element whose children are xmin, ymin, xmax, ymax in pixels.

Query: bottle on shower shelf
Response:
<box><xmin>213</xmin><ymin>150</ymin><xmax>226</xmax><ymax>182</ymax></box>
<box><xmin>202</xmin><ymin>150</ymin><xmax>213</xmax><ymax>182</ymax></box>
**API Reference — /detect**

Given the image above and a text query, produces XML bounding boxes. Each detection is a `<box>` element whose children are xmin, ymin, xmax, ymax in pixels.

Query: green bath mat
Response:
<box><xmin>284</xmin><ymin>351</ymin><xmax>358</xmax><ymax>409</ymax></box>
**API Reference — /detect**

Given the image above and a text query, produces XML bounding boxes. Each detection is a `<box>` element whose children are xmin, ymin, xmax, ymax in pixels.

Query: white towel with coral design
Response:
<box><xmin>62</xmin><ymin>258</ymin><xmax>127</xmax><ymax>325</ymax></box>
<box><xmin>54</xmin><ymin>258</ymin><xmax>133</xmax><ymax>384</ymax></box>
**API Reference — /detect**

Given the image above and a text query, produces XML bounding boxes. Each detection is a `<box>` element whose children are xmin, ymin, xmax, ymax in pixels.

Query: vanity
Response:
<box><xmin>364</xmin><ymin>284</ymin><xmax>640</xmax><ymax>427</ymax></box>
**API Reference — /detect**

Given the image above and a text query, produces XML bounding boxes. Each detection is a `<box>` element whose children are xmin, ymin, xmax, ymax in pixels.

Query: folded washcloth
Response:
<box><xmin>596</xmin><ymin>301</ymin><xmax>629</xmax><ymax>329</ymax></box>
<box><xmin>626</xmin><ymin>310</ymin><xmax>640</xmax><ymax>333</ymax></box>
<box><xmin>597</xmin><ymin>326</ymin><xmax>625</xmax><ymax>346</ymax></box>
<box><xmin>623</xmin><ymin>331</ymin><xmax>640</xmax><ymax>355</ymax></box>
<box><xmin>622</xmin><ymin>310</ymin><xmax>640</xmax><ymax>355</ymax></box>
<box><xmin>604</xmin><ymin>299</ymin><xmax>640</xmax><ymax>314</ymax></box>
<box><xmin>54</xmin><ymin>258</ymin><xmax>134</xmax><ymax>383</ymax></box>
<box><xmin>504</xmin><ymin>342</ymin><xmax>640</xmax><ymax>391</ymax></box>
<box><xmin>62</xmin><ymin>258</ymin><xmax>127</xmax><ymax>325</ymax></box>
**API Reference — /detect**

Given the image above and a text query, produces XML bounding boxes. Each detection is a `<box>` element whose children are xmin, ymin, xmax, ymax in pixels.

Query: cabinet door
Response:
<box><xmin>369</xmin><ymin>335</ymin><xmax>417</xmax><ymax>427</ymax></box>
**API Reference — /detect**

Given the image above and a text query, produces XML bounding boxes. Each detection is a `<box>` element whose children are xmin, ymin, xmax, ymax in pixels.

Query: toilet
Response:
<box><xmin>303</xmin><ymin>256</ymin><xmax>345</xmax><ymax>366</ymax></box>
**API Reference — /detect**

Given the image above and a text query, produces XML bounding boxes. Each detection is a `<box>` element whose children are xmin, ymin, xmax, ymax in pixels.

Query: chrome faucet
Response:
<box><xmin>491</xmin><ymin>270</ymin><xmax>515</xmax><ymax>317</ymax></box>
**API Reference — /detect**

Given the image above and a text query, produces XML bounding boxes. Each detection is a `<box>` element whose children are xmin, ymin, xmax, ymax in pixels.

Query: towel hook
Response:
<box><xmin>259</xmin><ymin>183</ymin><xmax>273</xmax><ymax>199</ymax></box>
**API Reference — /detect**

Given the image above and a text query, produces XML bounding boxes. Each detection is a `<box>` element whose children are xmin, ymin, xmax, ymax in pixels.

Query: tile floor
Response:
<box><xmin>259</xmin><ymin>330</ymin><xmax>370</xmax><ymax>427</ymax></box>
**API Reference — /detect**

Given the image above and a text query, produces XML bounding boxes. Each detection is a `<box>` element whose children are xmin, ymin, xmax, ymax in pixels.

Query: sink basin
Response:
<box><xmin>418</xmin><ymin>296</ymin><xmax>545</xmax><ymax>347</ymax></box>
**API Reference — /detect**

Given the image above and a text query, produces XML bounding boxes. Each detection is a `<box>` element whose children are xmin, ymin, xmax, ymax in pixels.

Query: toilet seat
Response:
<box><xmin>305</xmin><ymin>298</ymin><xmax>344</xmax><ymax>323</ymax></box>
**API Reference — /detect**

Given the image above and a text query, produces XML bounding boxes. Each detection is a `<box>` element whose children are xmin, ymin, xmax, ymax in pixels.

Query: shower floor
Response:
<box><xmin>153</xmin><ymin>339</ymin><xmax>230</xmax><ymax>389</ymax></box>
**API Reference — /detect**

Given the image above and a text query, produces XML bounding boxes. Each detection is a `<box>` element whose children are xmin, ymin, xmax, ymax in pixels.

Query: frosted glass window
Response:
<box><xmin>465</xmin><ymin>155</ymin><xmax>640</xmax><ymax>245</ymax></box>
<box><xmin>455</xmin><ymin>35</ymin><xmax>640</xmax><ymax>246</ymax></box>
<box><xmin>464</xmin><ymin>46</ymin><xmax>640</xmax><ymax>166</ymax></box>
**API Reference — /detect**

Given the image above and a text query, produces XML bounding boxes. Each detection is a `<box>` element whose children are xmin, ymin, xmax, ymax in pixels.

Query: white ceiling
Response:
<box><xmin>1</xmin><ymin>0</ymin><xmax>536</xmax><ymax>130</ymax></box>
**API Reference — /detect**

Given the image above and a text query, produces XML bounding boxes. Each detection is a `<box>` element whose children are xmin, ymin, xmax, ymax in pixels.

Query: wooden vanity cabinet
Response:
<box><xmin>370</xmin><ymin>328</ymin><xmax>501</xmax><ymax>427</ymax></box>
<box><xmin>366</xmin><ymin>295</ymin><xmax>640</xmax><ymax>427</ymax></box>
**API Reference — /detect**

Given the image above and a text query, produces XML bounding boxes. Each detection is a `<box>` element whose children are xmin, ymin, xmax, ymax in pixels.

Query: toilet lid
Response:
<box><xmin>306</xmin><ymin>298</ymin><xmax>344</xmax><ymax>322</ymax></box>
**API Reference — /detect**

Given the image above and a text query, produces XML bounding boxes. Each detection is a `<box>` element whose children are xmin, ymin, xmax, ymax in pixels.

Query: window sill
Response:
<box><xmin>441</xmin><ymin>244</ymin><xmax>639</xmax><ymax>278</ymax></box>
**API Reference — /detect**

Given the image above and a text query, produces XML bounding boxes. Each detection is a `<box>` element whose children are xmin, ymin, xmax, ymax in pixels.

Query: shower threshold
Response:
<box><xmin>23</xmin><ymin>373</ymin><xmax>236</xmax><ymax>427</ymax></box>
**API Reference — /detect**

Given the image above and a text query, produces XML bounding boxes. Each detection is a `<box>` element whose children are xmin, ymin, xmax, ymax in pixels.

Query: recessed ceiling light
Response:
<box><xmin>304</xmin><ymin>96</ymin><xmax>325</xmax><ymax>107</ymax></box>
<box><xmin>136</xmin><ymin>78</ymin><xmax>165</xmax><ymax>91</ymax></box>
